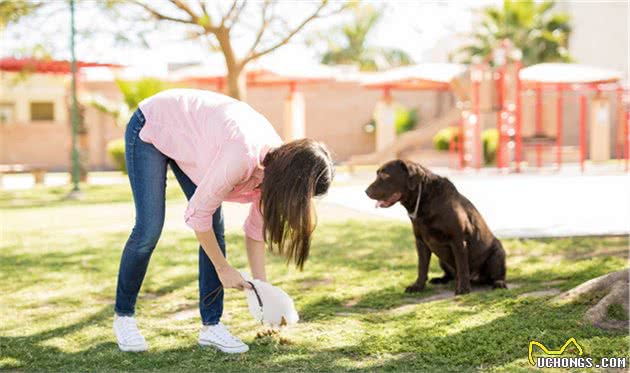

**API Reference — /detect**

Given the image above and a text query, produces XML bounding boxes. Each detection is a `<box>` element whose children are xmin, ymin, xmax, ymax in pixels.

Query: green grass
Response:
<box><xmin>607</xmin><ymin>304</ymin><xmax>628</xmax><ymax>321</ymax></box>
<box><xmin>1</xmin><ymin>183</ymin><xmax>628</xmax><ymax>372</ymax></box>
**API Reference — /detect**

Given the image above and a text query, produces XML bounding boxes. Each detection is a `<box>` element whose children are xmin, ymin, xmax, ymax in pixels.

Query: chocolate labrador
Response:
<box><xmin>365</xmin><ymin>160</ymin><xmax>507</xmax><ymax>295</ymax></box>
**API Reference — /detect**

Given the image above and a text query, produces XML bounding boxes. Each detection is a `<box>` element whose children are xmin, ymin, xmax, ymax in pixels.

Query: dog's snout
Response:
<box><xmin>365</xmin><ymin>185</ymin><xmax>374</xmax><ymax>198</ymax></box>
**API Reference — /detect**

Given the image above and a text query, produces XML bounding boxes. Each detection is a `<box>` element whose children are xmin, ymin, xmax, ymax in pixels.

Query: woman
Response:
<box><xmin>113</xmin><ymin>89</ymin><xmax>334</xmax><ymax>354</ymax></box>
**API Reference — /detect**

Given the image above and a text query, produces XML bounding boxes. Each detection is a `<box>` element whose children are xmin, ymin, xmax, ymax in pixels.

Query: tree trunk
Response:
<box><xmin>553</xmin><ymin>268</ymin><xmax>629</xmax><ymax>331</ymax></box>
<box><xmin>214</xmin><ymin>27</ymin><xmax>247</xmax><ymax>100</ymax></box>
<box><xmin>226</xmin><ymin>67</ymin><xmax>247</xmax><ymax>101</ymax></box>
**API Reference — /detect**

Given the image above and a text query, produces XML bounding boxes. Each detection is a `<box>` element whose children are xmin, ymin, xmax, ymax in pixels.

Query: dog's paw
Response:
<box><xmin>405</xmin><ymin>283</ymin><xmax>425</xmax><ymax>293</ymax></box>
<box><xmin>429</xmin><ymin>276</ymin><xmax>452</xmax><ymax>285</ymax></box>
<box><xmin>492</xmin><ymin>280</ymin><xmax>508</xmax><ymax>289</ymax></box>
<box><xmin>455</xmin><ymin>285</ymin><xmax>471</xmax><ymax>295</ymax></box>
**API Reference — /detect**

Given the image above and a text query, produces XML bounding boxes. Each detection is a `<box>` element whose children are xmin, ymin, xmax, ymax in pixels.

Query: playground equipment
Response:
<box><xmin>514</xmin><ymin>63</ymin><xmax>628</xmax><ymax>172</ymax></box>
<box><xmin>348</xmin><ymin>63</ymin><xmax>468</xmax><ymax>166</ymax></box>
<box><xmin>457</xmin><ymin>52</ymin><xmax>629</xmax><ymax>173</ymax></box>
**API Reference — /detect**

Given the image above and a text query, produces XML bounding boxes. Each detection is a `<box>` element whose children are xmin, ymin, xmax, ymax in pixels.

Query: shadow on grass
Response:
<box><xmin>4</xmin><ymin>299</ymin><xmax>624</xmax><ymax>372</ymax></box>
<box><xmin>298</xmin><ymin>261</ymin><xmax>630</xmax><ymax>324</ymax></box>
<box><xmin>265</xmin><ymin>301</ymin><xmax>626</xmax><ymax>372</ymax></box>
<box><xmin>1</xmin><ymin>218</ymin><xmax>628</xmax><ymax>371</ymax></box>
<box><xmin>0</xmin><ymin>181</ymin><xmax>185</xmax><ymax>210</ymax></box>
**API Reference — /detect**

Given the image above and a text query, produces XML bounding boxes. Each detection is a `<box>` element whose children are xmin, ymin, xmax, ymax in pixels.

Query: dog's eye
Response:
<box><xmin>380</xmin><ymin>173</ymin><xmax>391</xmax><ymax>180</ymax></box>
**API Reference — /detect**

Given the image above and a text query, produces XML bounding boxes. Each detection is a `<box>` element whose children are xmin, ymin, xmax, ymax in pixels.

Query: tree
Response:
<box><xmin>454</xmin><ymin>0</ymin><xmax>572</xmax><ymax>66</ymax></box>
<box><xmin>0</xmin><ymin>0</ymin><xmax>43</xmax><ymax>29</ymax></box>
<box><xmin>553</xmin><ymin>268</ymin><xmax>628</xmax><ymax>331</ymax></box>
<box><xmin>123</xmin><ymin>0</ymin><xmax>349</xmax><ymax>99</ymax></box>
<box><xmin>2</xmin><ymin>1</ymin><xmax>349</xmax><ymax>100</ymax></box>
<box><xmin>318</xmin><ymin>4</ymin><xmax>413</xmax><ymax>71</ymax></box>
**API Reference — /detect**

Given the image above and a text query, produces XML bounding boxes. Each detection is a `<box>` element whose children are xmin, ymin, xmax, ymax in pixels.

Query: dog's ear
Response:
<box><xmin>397</xmin><ymin>159</ymin><xmax>421</xmax><ymax>190</ymax></box>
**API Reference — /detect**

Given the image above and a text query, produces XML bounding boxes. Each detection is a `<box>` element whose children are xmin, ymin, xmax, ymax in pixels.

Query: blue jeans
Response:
<box><xmin>115</xmin><ymin>109</ymin><xmax>226</xmax><ymax>325</ymax></box>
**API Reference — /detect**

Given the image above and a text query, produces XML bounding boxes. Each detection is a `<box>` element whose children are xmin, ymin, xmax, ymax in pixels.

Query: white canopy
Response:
<box><xmin>362</xmin><ymin>63</ymin><xmax>468</xmax><ymax>89</ymax></box>
<box><xmin>519</xmin><ymin>63</ymin><xmax>622</xmax><ymax>84</ymax></box>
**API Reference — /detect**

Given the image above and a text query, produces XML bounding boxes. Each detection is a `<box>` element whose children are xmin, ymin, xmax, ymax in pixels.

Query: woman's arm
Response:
<box><xmin>246</xmin><ymin>236</ymin><xmax>266</xmax><ymax>281</ymax></box>
<box><xmin>195</xmin><ymin>229</ymin><xmax>250</xmax><ymax>289</ymax></box>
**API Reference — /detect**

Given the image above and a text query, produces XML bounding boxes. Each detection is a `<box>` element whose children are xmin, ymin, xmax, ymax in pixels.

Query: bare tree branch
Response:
<box><xmin>169</xmin><ymin>0</ymin><xmax>199</xmax><ymax>22</ymax></box>
<box><xmin>243</xmin><ymin>0</ymin><xmax>347</xmax><ymax>63</ymax></box>
<box><xmin>227</xmin><ymin>0</ymin><xmax>248</xmax><ymax>28</ymax></box>
<box><xmin>220</xmin><ymin>0</ymin><xmax>239</xmax><ymax>27</ymax></box>
<box><xmin>243</xmin><ymin>0</ymin><xmax>271</xmax><ymax>61</ymax></box>
<box><xmin>130</xmin><ymin>0</ymin><xmax>193</xmax><ymax>25</ymax></box>
<box><xmin>198</xmin><ymin>0</ymin><xmax>208</xmax><ymax>16</ymax></box>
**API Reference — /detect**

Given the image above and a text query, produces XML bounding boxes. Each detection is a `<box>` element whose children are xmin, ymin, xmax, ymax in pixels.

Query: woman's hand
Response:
<box><xmin>217</xmin><ymin>265</ymin><xmax>251</xmax><ymax>290</ymax></box>
<box><xmin>195</xmin><ymin>229</ymin><xmax>251</xmax><ymax>290</ymax></box>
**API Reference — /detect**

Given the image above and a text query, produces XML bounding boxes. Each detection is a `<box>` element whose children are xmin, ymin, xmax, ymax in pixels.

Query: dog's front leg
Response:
<box><xmin>453</xmin><ymin>240</ymin><xmax>471</xmax><ymax>295</ymax></box>
<box><xmin>405</xmin><ymin>235</ymin><xmax>430</xmax><ymax>293</ymax></box>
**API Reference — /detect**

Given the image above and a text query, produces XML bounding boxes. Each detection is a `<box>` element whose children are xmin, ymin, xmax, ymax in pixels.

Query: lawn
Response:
<box><xmin>1</xmin><ymin>182</ymin><xmax>628</xmax><ymax>372</ymax></box>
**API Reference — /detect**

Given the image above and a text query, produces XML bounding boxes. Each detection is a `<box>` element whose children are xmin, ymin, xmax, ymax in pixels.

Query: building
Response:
<box><xmin>0</xmin><ymin>60</ymin><xmax>446</xmax><ymax>170</ymax></box>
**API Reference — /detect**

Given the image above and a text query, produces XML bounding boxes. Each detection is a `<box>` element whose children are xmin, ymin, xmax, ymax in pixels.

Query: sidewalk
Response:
<box><xmin>3</xmin><ymin>169</ymin><xmax>629</xmax><ymax>238</ymax></box>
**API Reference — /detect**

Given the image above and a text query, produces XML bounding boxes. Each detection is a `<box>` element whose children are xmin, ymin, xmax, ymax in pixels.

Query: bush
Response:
<box><xmin>116</xmin><ymin>78</ymin><xmax>169</xmax><ymax>111</ymax></box>
<box><xmin>433</xmin><ymin>128</ymin><xmax>498</xmax><ymax>166</ymax></box>
<box><xmin>362</xmin><ymin>107</ymin><xmax>418</xmax><ymax>135</ymax></box>
<box><xmin>107</xmin><ymin>139</ymin><xmax>126</xmax><ymax>173</ymax></box>
<box><xmin>482</xmin><ymin>129</ymin><xmax>498</xmax><ymax>165</ymax></box>
<box><xmin>433</xmin><ymin>126</ymin><xmax>461</xmax><ymax>151</ymax></box>
<box><xmin>395</xmin><ymin>108</ymin><xmax>418</xmax><ymax>134</ymax></box>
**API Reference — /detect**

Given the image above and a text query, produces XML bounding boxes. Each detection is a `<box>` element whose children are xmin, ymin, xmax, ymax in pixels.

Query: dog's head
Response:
<box><xmin>365</xmin><ymin>159</ymin><xmax>425</xmax><ymax>208</ymax></box>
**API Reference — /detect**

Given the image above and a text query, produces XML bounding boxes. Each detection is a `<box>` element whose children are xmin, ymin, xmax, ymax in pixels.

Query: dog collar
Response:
<box><xmin>408</xmin><ymin>183</ymin><xmax>422</xmax><ymax>220</ymax></box>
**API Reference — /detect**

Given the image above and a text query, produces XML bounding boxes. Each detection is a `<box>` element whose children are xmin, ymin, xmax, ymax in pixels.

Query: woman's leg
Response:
<box><xmin>115</xmin><ymin>110</ymin><xmax>169</xmax><ymax>316</ymax></box>
<box><xmin>169</xmin><ymin>160</ymin><xmax>226</xmax><ymax>325</ymax></box>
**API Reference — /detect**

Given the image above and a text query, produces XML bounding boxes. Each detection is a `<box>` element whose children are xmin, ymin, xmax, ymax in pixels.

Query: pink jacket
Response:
<box><xmin>138</xmin><ymin>89</ymin><xmax>282</xmax><ymax>241</ymax></box>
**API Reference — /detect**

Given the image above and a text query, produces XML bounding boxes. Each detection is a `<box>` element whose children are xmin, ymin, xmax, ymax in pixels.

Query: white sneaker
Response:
<box><xmin>198</xmin><ymin>323</ymin><xmax>249</xmax><ymax>354</ymax></box>
<box><xmin>113</xmin><ymin>315</ymin><xmax>148</xmax><ymax>352</ymax></box>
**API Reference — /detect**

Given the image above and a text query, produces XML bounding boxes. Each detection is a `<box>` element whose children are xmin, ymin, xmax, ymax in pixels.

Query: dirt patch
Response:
<box><xmin>335</xmin><ymin>312</ymin><xmax>356</xmax><ymax>316</ymax></box>
<box><xmin>567</xmin><ymin>248</ymin><xmax>629</xmax><ymax>260</ymax></box>
<box><xmin>172</xmin><ymin>308</ymin><xmax>198</xmax><ymax>321</ymax></box>
<box><xmin>518</xmin><ymin>289</ymin><xmax>562</xmax><ymax>298</ymax></box>
<box><xmin>140</xmin><ymin>292</ymin><xmax>159</xmax><ymax>300</ymax></box>
<box><xmin>300</xmin><ymin>277</ymin><xmax>334</xmax><ymax>288</ymax></box>
<box><xmin>388</xmin><ymin>292</ymin><xmax>454</xmax><ymax>315</ymax></box>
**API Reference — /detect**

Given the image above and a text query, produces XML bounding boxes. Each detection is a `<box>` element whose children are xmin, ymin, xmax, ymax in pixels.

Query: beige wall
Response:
<box><xmin>0</xmin><ymin>73</ymin><xmax>124</xmax><ymax>170</ymax></box>
<box><xmin>0</xmin><ymin>73</ymin><xmax>69</xmax><ymax>124</ymax></box>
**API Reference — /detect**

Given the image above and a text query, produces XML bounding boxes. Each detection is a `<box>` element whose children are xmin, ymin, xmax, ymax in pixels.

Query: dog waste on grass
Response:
<box><xmin>254</xmin><ymin>328</ymin><xmax>292</xmax><ymax>346</ymax></box>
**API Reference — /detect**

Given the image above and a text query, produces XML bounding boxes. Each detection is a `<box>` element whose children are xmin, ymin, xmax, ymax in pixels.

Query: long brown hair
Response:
<box><xmin>260</xmin><ymin>139</ymin><xmax>334</xmax><ymax>269</ymax></box>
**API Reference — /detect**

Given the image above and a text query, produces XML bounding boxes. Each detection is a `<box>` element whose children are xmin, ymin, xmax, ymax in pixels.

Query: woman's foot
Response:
<box><xmin>198</xmin><ymin>323</ymin><xmax>249</xmax><ymax>353</ymax></box>
<box><xmin>113</xmin><ymin>315</ymin><xmax>148</xmax><ymax>352</ymax></box>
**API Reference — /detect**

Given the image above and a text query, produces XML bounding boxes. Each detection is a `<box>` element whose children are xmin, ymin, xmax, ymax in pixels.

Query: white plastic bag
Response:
<box><xmin>241</xmin><ymin>272</ymin><xmax>299</xmax><ymax>327</ymax></box>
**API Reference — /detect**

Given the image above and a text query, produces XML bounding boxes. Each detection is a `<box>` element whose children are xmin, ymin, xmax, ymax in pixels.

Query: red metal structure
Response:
<box><xmin>513</xmin><ymin>63</ymin><xmax>627</xmax><ymax>173</ymax></box>
<box><xmin>171</xmin><ymin>63</ymin><xmax>334</xmax><ymax>94</ymax></box>
<box><xmin>0</xmin><ymin>57</ymin><xmax>121</xmax><ymax>74</ymax></box>
<box><xmin>462</xmin><ymin>58</ymin><xmax>629</xmax><ymax>173</ymax></box>
<box><xmin>360</xmin><ymin>63</ymin><xmax>468</xmax><ymax>168</ymax></box>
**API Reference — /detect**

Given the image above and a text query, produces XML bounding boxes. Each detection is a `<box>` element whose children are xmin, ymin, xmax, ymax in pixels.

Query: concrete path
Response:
<box><xmin>325</xmin><ymin>170</ymin><xmax>630</xmax><ymax>238</ymax></box>
<box><xmin>3</xmin><ymin>168</ymin><xmax>629</xmax><ymax>238</ymax></box>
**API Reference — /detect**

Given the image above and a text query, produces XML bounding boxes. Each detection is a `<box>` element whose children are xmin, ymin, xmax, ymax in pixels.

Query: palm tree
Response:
<box><xmin>86</xmin><ymin>78</ymin><xmax>169</xmax><ymax>127</ymax></box>
<box><xmin>320</xmin><ymin>4</ymin><xmax>413</xmax><ymax>71</ymax></box>
<box><xmin>455</xmin><ymin>0</ymin><xmax>572</xmax><ymax>66</ymax></box>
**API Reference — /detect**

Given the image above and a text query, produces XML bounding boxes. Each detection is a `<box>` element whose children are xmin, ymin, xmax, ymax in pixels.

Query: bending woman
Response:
<box><xmin>113</xmin><ymin>89</ymin><xmax>334</xmax><ymax>354</ymax></box>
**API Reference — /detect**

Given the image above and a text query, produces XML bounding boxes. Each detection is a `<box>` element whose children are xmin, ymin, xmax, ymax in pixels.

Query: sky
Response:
<box><xmin>1</xmin><ymin>0</ymin><xmax>499</xmax><ymax>76</ymax></box>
